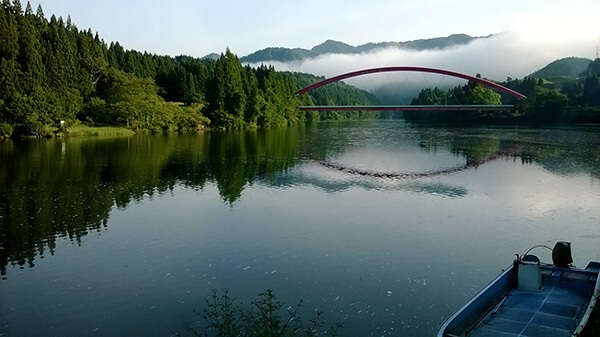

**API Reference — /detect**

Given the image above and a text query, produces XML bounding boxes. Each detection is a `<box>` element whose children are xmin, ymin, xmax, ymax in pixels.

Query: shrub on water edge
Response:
<box><xmin>186</xmin><ymin>289</ymin><xmax>343</xmax><ymax>337</ymax></box>
<box><xmin>0</xmin><ymin>122</ymin><xmax>14</xmax><ymax>138</ymax></box>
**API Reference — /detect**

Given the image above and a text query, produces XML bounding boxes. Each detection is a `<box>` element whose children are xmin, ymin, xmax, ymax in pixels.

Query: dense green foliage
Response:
<box><xmin>405</xmin><ymin>60</ymin><xmax>600</xmax><ymax>123</ymax></box>
<box><xmin>0</xmin><ymin>1</ymin><xmax>380</xmax><ymax>137</ymax></box>
<box><xmin>580</xmin><ymin>58</ymin><xmax>600</xmax><ymax>78</ymax></box>
<box><xmin>508</xmin><ymin>59</ymin><xmax>600</xmax><ymax>122</ymax></box>
<box><xmin>201</xmin><ymin>53</ymin><xmax>379</xmax><ymax>128</ymax></box>
<box><xmin>204</xmin><ymin>50</ymin><xmax>301</xmax><ymax>129</ymax></box>
<box><xmin>0</xmin><ymin>0</ymin><xmax>214</xmax><ymax>136</ymax></box>
<box><xmin>529</xmin><ymin>57</ymin><xmax>591</xmax><ymax>78</ymax></box>
<box><xmin>283</xmin><ymin>71</ymin><xmax>383</xmax><ymax>120</ymax></box>
<box><xmin>410</xmin><ymin>77</ymin><xmax>502</xmax><ymax>106</ymax></box>
<box><xmin>404</xmin><ymin>76</ymin><xmax>502</xmax><ymax>121</ymax></box>
<box><xmin>2</xmin><ymin>0</ymin><xmax>598</xmax><ymax>135</ymax></box>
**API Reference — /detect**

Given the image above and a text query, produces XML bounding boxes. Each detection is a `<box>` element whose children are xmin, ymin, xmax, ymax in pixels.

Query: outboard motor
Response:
<box><xmin>517</xmin><ymin>255</ymin><xmax>543</xmax><ymax>291</ymax></box>
<box><xmin>552</xmin><ymin>241</ymin><xmax>573</xmax><ymax>268</ymax></box>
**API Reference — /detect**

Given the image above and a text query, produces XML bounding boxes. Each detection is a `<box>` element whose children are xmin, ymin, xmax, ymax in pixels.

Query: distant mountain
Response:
<box><xmin>529</xmin><ymin>57</ymin><xmax>592</xmax><ymax>78</ymax></box>
<box><xmin>201</xmin><ymin>53</ymin><xmax>220</xmax><ymax>60</ymax></box>
<box><xmin>240</xmin><ymin>34</ymin><xmax>483</xmax><ymax>63</ymax></box>
<box><xmin>311</xmin><ymin>40</ymin><xmax>356</xmax><ymax>55</ymax></box>
<box><xmin>356</xmin><ymin>33</ymin><xmax>477</xmax><ymax>52</ymax></box>
<box><xmin>238</xmin><ymin>47</ymin><xmax>314</xmax><ymax>63</ymax></box>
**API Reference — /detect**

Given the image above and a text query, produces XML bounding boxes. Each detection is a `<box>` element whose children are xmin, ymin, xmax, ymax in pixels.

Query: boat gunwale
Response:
<box><xmin>573</xmin><ymin>262</ymin><xmax>600</xmax><ymax>335</ymax></box>
<box><xmin>437</xmin><ymin>264</ymin><xmax>515</xmax><ymax>337</ymax></box>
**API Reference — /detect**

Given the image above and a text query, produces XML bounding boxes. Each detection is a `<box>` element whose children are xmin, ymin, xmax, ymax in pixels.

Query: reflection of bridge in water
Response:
<box><xmin>311</xmin><ymin>147</ymin><xmax>522</xmax><ymax>180</ymax></box>
<box><xmin>295</xmin><ymin>66</ymin><xmax>527</xmax><ymax>111</ymax></box>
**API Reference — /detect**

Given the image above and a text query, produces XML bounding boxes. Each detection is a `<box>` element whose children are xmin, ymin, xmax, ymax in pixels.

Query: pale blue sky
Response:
<box><xmin>29</xmin><ymin>0</ymin><xmax>600</xmax><ymax>58</ymax></box>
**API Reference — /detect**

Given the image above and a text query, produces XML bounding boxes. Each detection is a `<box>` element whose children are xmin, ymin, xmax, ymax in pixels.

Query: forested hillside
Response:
<box><xmin>529</xmin><ymin>57</ymin><xmax>591</xmax><ymax>78</ymax></box>
<box><xmin>404</xmin><ymin>60</ymin><xmax>600</xmax><ymax>123</ymax></box>
<box><xmin>0</xmin><ymin>1</ymin><xmax>376</xmax><ymax>137</ymax></box>
<box><xmin>284</xmin><ymin>71</ymin><xmax>382</xmax><ymax>120</ymax></box>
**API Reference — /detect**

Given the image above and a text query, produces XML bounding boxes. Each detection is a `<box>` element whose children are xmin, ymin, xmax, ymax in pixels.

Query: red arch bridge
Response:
<box><xmin>294</xmin><ymin>66</ymin><xmax>526</xmax><ymax>111</ymax></box>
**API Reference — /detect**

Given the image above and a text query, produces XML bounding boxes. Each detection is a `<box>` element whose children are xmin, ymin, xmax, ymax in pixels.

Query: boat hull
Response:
<box><xmin>438</xmin><ymin>262</ymin><xmax>600</xmax><ymax>337</ymax></box>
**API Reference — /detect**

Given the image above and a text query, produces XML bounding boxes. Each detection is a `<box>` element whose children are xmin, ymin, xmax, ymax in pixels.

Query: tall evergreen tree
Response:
<box><xmin>581</xmin><ymin>74</ymin><xmax>600</xmax><ymax>106</ymax></box>
<box><xmin>0</xmin><ymin>2</ymin><xmax>20</xmax><ymax>61</ymax></box>
<box><xmin>17</xmin><ymin>5</ymin><xmax>45</xmax><ymax>91</ymax></box>
<box><xmin>10</xmin><ymin>0</ymin><xmax>22</xmax><ymax>16</ymax></box>
<box><xmin>35</xmin><ymin>3</ymin><xmax>43</xmax><ymax>20</ymax></box>
<box><xmin>242</xmin><ymin>65</ymin><xmax>261</xmax><ymax>125</ymax></box>
<box><xmin>0</xmin><ymin>3</ymin><xmax>351</xmax><ymax>135</ymax></box>
<box><xmin>205</xmin><ymin>49</ymin><xmax>246</xmax><ymax>128</ymax></box>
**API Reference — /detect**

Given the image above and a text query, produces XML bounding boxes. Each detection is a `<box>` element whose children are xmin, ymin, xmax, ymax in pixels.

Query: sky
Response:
<box><xmin>29</xmin><ymin>0</ymin><xmax>600</xmax><ymax>81</ymax></box>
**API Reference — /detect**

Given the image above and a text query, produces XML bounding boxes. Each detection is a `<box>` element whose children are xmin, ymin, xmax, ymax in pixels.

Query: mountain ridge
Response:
<box><xmin>240</xmin><ymin>33</ymin><xmax>488</xmax><ymax>63</ymax></box>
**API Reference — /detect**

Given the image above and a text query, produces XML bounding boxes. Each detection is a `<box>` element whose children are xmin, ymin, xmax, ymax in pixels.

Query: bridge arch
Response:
<box><xmin>295</xmin><ymin>66</ymin><xmax>527</xmax><ymax>99</ymax></box>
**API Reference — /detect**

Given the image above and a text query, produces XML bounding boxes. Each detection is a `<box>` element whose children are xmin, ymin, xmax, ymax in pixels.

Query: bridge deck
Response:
<box><xmin>299</xmin><ymin>105</ymin><xmax>515</xmax><ymax>111</ymax></box>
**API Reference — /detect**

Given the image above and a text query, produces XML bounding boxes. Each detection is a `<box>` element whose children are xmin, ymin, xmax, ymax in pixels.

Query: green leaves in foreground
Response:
<box><xmin>187</xmin><ymin>289</ymin><xmax>343</xmax><ymax>337</ymax></box>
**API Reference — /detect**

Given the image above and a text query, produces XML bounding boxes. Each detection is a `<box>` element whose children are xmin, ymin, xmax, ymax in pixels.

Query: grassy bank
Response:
<box><xmin>61</xmin><ymin>125</ymin><xmax>137</xmax><ymax>137</ymax></box>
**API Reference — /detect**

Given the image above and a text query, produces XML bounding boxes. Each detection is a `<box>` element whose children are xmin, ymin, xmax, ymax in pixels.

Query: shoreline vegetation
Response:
<box><xmin>1</xmin><ymin>0</ymin><xmax>598</xmax><ymax>335</ymax></box>
<box><xmin>186</xmin><ymin>289</ymin><xmax>343</xmax><ymax>337</ymax></box>
<box><xmin>0</xmin><ymin>0</ymin><xmax>379</xmax><ymax>139</ymax></box>
<box><xmin>2</xmin><ymin>1</ymin><xmax>600</xmax><ymax>140</ymax></box>
<box><xmin>403</xmin><ymin>70</ymin><xmax>600</xmax><ymax>123</ymax></box>
<box><xmin>57</xmin><ymin>124</ymin><xmax>136</xmax><ymax>137</ymax></box>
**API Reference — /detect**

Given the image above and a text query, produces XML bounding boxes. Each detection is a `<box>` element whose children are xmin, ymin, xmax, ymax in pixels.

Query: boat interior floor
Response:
<box><xmin>470</xmin><ymin>275</ymin><xmax>596</xmax><ymax>337</ymax></box>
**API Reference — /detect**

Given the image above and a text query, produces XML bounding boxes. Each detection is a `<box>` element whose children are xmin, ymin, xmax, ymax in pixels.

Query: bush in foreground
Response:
<box><xmin>186</xmin><ymin>289</ymin><xmax>342</xmax><ymax>337</ymax></box>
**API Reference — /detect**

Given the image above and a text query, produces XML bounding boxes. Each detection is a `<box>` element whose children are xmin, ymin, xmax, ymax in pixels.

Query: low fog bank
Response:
<box><xmin>246</xmin><ymin>31</ymin><xmax>599</xmax><ymax>93</ymax></box>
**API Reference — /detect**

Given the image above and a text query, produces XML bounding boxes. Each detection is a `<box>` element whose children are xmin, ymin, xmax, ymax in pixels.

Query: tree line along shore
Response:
<box><xmin>2</xmin><ymin>0</ymin><xmax>600</xmax><ymax>139</ymax></box>
<box><xmin>0</xmin><ymin>1</ymin><xmax>380</xmax><ymax>138</ymax></box>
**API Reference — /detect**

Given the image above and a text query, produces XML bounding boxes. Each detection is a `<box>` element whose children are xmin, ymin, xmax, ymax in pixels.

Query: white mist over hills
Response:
<box><xmin>246</xmin><ymin>19</ymin><xmax>599</xmax><ymax>92</ymax></box>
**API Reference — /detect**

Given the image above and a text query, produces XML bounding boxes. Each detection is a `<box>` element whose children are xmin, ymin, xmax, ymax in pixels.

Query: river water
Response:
<box><xmin>1</xmin><ymin>120</ymin><xmax>599</xmax><ymax>336</ymax></box>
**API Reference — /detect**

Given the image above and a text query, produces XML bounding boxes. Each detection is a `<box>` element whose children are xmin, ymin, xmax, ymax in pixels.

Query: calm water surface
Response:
<box><xmin>1</xmin><ymin>120</ymin><xmax>599</xmax><ymax>336</ymax></box>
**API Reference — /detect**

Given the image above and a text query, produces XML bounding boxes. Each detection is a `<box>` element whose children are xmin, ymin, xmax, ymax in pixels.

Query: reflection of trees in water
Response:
<box><xmin>0</xmin><ymin>128</ymin><xmax>301</xmax><ymax>276</ymax></box>
<box><xmin>516</xmin><ymin>128</ymin><xmax>600</xmax><ymax>179</ymax></box>
<box><xmin>207</xmin><ymin>129</ymin><xmax>299</xmax><ymax>203</ymax></box>
<box><xmin>409</xmin><ymin>124</ymin><xmax>510</xmax><ymax>164</ymax></box>
<box><xmin>1</xmin><ymin>123</ymin><xmax>598</xmax><ymax>276</ymax></box>
<box><xmin>306</xmin><ymin>122</ymin><xmax>520</xmax><ymax>179</ymax></box>
<box><xmin>409</xmin><ymin>123</ymin><xmax>600</xmax><ymax>180</ymax></box>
